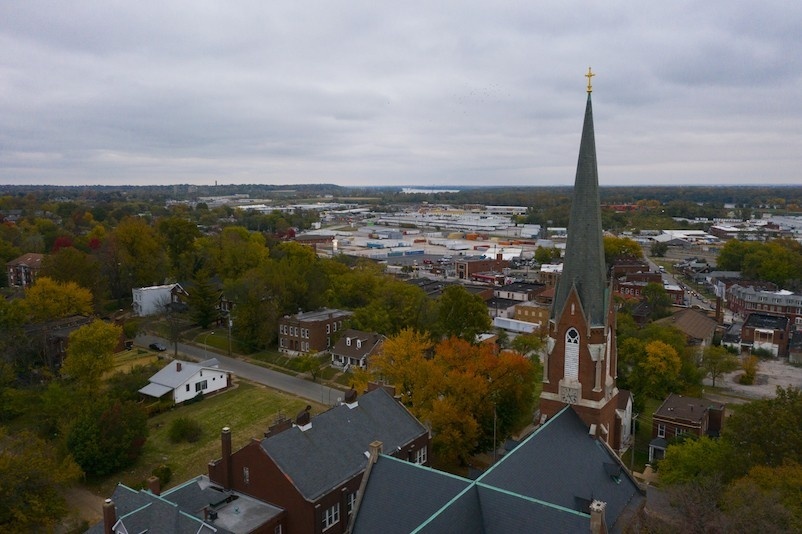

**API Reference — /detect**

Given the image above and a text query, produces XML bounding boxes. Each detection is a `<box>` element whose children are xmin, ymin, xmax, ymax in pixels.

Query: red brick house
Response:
<box><xmin>648</xmin><ymin>393</ymin><xmax>725</xmax><ymax>462</ymax></box>
<box><xmin>207</xmin><ymin>387</ymin><xmax>430</xmax><ymax>534</ymax></box>
<box><xmin>278</xmin><ymin>308</ymin><xmax>353</xmax><ymax>355</ymax></box>
<box><xmin>329</xmin><ymin>329</ymin><xmax>385</xmax><ymax>369</ymax></box>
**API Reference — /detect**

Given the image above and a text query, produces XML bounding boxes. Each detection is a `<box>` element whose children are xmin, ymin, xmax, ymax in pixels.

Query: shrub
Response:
<box><xmin>152</xmin><ymin>464</ymin><xmax>172</xmax><ymax>486</ymax></box>
<box><xmin>739</xmin><ymin>355</ymin><xmax>759</xmax><ymax>385</ymax></box>
<box><xmin>168</xmin><ymin>417</ymin><xmax>203</xmax><ymax>443</ymax></box>
<box><xmin>751</xmin><ymin>348</ymin><xmax>774</xmax><ymax>359</ymax></box>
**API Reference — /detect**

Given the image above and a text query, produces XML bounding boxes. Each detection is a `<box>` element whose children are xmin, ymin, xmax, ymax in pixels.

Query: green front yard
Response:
<box><xmin>87</xmin><ymin>381</ymin><xmax>324</xmax><ymax>497</ymax></box>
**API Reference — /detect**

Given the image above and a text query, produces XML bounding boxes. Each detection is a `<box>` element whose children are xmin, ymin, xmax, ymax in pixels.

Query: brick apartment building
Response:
<box><xmin>6</xmin><ymin>252</ymin><xmax>44</xmax><ymax>288</ymax></box>
<box><xmin>278</xmin><ymin>308</ymin><xmax>353</xmax><ymax>355</ymax></box>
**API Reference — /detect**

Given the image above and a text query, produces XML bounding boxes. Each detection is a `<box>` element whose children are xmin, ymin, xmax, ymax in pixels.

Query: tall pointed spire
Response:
<box><xmin>550</xmin><ymin>86</ymin><xmax>607</xmax><ymax>327</ymax></box>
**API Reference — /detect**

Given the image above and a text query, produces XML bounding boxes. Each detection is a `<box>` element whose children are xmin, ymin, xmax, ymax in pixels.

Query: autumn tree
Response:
<box><xmin>434</xmin><ymin>285</ymin><xmax>491</xmax><ymax>342</ymax></box>
<box><xmin>603</xmin><ymin>235</ymin><xmax>643</xmax><ymax>268</ymax></box>
<box><xmin>370</xmin><ymin>328</ymin><xmax>433</xmax><ymax>405</ymax></box>
<box><xmin>106</xmin><ymin>216</ymin><xmax>168</xmax><ymax>289</ymax></box>
<box><xmin>61</xmin><ymin>319</ymin><xmax>122</xmax><ymax>397</ymax></box>
<box><xmin>371</xmin><ymin>333</ymin><xmax>535</xmax><ymax>465</ymax></box>
<box><xmin>701</xmin><ymin>346</ymin><xmax>739</xmax><ymax>387</ymax></box>
<box><xmin>21</xmin><ymin>277</ymin><xmax>93</xmax><ymax>323</ymax></box>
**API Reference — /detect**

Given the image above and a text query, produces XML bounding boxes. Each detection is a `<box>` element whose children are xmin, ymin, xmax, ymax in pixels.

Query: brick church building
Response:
<box><xmin>539</xmin><ymin>75</ymin><xmax>631</xmax><ymax>451</ymax></box>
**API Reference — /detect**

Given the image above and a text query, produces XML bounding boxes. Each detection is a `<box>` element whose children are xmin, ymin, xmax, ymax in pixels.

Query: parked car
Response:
<box><xmin>149</xmin><ymin>342</ymin><xmax>167</xmax><ymax>352</ymax></box>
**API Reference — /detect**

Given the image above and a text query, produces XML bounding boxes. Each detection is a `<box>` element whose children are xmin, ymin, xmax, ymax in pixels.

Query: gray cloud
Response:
<box><xmin>1</xmin><ymin>1</ymin><xmax>801</xmax><ymax>187</ymax></box>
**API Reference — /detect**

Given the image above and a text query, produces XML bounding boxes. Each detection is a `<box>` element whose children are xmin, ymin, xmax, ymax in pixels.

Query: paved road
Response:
<box><xmin>135</xmin><ymin>334</ymin><xmax>344</xmax><ymax>406</ymax></box>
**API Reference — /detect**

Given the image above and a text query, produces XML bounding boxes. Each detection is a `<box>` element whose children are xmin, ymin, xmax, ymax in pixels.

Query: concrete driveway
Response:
<box><xmin>135</xmin><ymin>334</ymin><xmax>344</xmax><ymax>406</ymax></box>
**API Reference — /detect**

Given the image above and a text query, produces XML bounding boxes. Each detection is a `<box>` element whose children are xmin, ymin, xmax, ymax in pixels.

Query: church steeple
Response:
<box><xmin>550</xmin><ymin>82</ymin><xmax>607</xmax><ymax>327</ymax></box>
<box><xmin>540</xmin><ymin>71</ymin><xmax>621</xmax><ymax>448</ymax></box>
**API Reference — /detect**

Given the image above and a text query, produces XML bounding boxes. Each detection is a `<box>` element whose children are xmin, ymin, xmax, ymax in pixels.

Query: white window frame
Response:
<box><xmin>322</xmin><ymin>503</ymin><xmax>340</xmax><ymax>530</ymax></box>
<box><xmin>347</xmin><ymin>492</ymin><xmax>357</xmax><ymax>515</ymax></box>
<box><xmin>657</xmin><ymin>424</ymin><xmax>666</xmax><ymax>438</ymax></box>
<box><xmin>414</xmin><ymin>447</ymin><xmax>427</xmax><ymax>465</ymax></box>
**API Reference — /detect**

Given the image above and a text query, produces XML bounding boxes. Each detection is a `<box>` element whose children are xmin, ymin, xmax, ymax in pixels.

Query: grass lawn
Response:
<box><xmin>86</xmin><ymin>381</ymin><xmax>324</xmax><ymax>497</ymax></box>
<box><xmin>109</xmin><ymin>350</ymin><xmax>160</xmax><ymax>375</ymax></box>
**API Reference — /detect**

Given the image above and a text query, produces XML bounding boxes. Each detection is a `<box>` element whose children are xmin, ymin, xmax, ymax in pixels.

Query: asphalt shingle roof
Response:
<box><xmin>261</xmin><ymin>387</ymin><xmax>427</xmax><ymax>501</ymax></box>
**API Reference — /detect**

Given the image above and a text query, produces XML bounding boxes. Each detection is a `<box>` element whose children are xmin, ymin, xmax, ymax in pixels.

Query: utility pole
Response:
<box><xmin>227</xmin><ymin>313</ymin><xmax>233</xmax><ymax>357</ymax></box>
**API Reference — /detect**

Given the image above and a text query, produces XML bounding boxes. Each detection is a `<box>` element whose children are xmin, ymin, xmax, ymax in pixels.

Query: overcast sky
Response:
<box><xmin>2</xmin><ymin>2</ymin><xmax>801</xmax><ymax>188</ymax></box>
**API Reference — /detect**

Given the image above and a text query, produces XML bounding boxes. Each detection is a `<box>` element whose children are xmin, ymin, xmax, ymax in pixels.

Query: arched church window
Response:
<box><xmin>564</xmin><ymin>328</ymin><xmax>579</xmax><ymax>381</ymax></box>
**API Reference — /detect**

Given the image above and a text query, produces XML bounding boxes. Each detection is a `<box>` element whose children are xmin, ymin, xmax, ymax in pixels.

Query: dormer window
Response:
<box><xmin>357</xmin><ymin>340</ymin><xmax>362</xmax><ymax>349</ymax></box>
<box><xmin>346</xmin><ymin>337</ymin><xmax>351</xmax><ymax>346</ymax></box>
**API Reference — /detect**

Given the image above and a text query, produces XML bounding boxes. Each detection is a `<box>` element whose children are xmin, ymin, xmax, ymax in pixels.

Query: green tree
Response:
<box><xmin>723</xmin><ymin>387</ymin><xmax>802</xmax><ymax>470</ymax></box>
<box><xmin>534</xmin><ymin>246</ymin><xmax>561</xmax><ymax>264</ymax></box>
<box><xmin>297</xmin><ymin>352</ymin><xmax>325</xmax><ymax>382</ymax></box>
<box><xmin>0</xmin><ymin>429</ymin><xmax>81</xmax><ymax>531</ymax></box>
<box><xmin>61</xmin><ymin>319</ymin><xmax>123</xmax><ymax>396</ymax></box>
<box><xmin>188</xmin><ymin>269</ymin><xmax>219</xmax><ymax>329</ymax></box>
<box><xmin>67</xmin><ymin>399</ymin><xmax>148</xmax><ymax>477</ymax></box>
<box><xmin>434</xmin><ymin>285</ymin><xmax>491</xmax><ymax>342</ymax></box>
<box><xmin>510</xmin><ymin>332</ymin><xmax>544</xmax><ymax>359</ymax></box>
<box><xmin>158</xmin><ymin>216</ymin><xmax>201</xmax><ymax>280</ymax></box>
<box><xmin>351</xmin><ymin>278</ymin><xmax>431</xmax><ymax>335</ymax></box>
<box><xmin>650</xmin><ymin>241</ymin><xmax>668</xmax><ymax>257</ymax></box>
<box><xmin>658</xmin><ymin>436</ymin><xmax>736</xmax><ymax>485</ymax></box>
<box><xmin>701</xmin><ymin>345</ymin><xmax>739</xmax><ymax>388</ymax></box>
<box><xmin>40</xmin><ymin>247</ymin><xmax>101</xmax><ymax>305</ymax></box>
<box><xmin>723</xmin><ymin>463</ymin><xmax>802</xmax><ymax>532</ymax></box>
<box><xmin>643</xmin><ymin>282</ymin><xmax>672</xmax><ymax>320</ymax></box>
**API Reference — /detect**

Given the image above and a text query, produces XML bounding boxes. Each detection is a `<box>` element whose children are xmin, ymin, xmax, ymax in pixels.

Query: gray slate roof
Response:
<box><xmin>353</xmin><ymin>407</ymin><xmax>645</xmax><ymax>534</ymax></box>
<box><xmin>261</xmin><ymin>387</ymin><xmax>427</xmax><ymax>501</ymax></box>
<box><xmin>551</xmin><ymin>93</ymin><xmax>608</xmax><ymax>327</ymax></box>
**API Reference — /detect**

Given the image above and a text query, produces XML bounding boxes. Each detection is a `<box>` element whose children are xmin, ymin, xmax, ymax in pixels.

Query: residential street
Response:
<box><xmin>135</xmin><ymin>334</ymin><xmax>344</xmax><ymax>406</ymax></box>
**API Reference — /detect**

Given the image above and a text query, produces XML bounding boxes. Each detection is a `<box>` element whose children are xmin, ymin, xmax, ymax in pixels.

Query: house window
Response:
<box><xmin>243</xmin><ymin>466</ymin><xmax>250</xmax><ymax>484</ymax></box>
<box><xmin>186</xmin><ymin>384</ymin><xmax>190</xmax><ymax>392</ymax></box>
<box><xmin>327</xmin><ymin>324</ymin><xmax>331</xmax><ymax>334</ymax></box>
<box><xmin>414</xmin><ymin>447</ymin><xmax>427</xmax><ymax>465</ymax></box>
<box><xmin>333</xmin><ymin>322</ymin><xmax>338</xmax><ymax>332</ymax></box>
<box><xmin>658</xmin><ymin>424</ymin><xmax>666</xmax><ymax>438</ymax></box>
<box><xmin>322</xmin><ymin>503</ymin><xmax>340</xmax><ymax>530</ymax></box>
<box><xmin>347</xmin><ymin>492</ymin><xmax>357</xmax><ymax>515</ymax></box>
<box><xmin>195</xmin><ymin>380</ymin><xmax>208</xmax><ymax>392</ymax></box>
<box><xmin>274</xmin><ymin>526</ymin><xmax>282</xmax><ymax>534</ymax></box>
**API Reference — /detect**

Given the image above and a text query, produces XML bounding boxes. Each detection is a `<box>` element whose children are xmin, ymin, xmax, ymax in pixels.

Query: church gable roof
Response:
<box><xmin>352</xmin><ymin>407</ymin><xmax>644</xmax><ymax>533</ymax></box>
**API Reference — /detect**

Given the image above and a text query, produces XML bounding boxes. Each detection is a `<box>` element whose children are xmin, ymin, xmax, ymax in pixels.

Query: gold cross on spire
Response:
<box><xmin>585</xmin><ymin>67</ymin><xmax>595</xmax><ymax>93</ymax></box>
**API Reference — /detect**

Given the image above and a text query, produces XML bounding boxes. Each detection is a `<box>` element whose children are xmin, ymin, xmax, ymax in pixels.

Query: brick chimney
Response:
<box><xmin>221</xmin><ymin>427</ymin><xmax>232</xmax><ymax>490</ymax></box>
<box><xmin>103</xmin><ymin>498</ymin><xmax>117</xmax><ymax>534</ymax></box>
<box><xmin>589</xmin><ymin>500</ymin><xmax>607</xmax><ymax>534</ymax></box>
<box><xmin>368</xmin><ymin>440</ymin><xmax>383</xmax><ymax>464</ymax></box>
<box><xmin>295</xmin><ymin>405</ymin><xmax>312</xmax><ymax>430</ymax></box>
<box><xmin>176</xmin><ymin>361</ymin><xmax>182</xmax><ymax>372</ymax></box>
<box><xmin>146</xmin><ymin>475</ymin><xmax>160</xmax><ymax>496</ymax></box>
